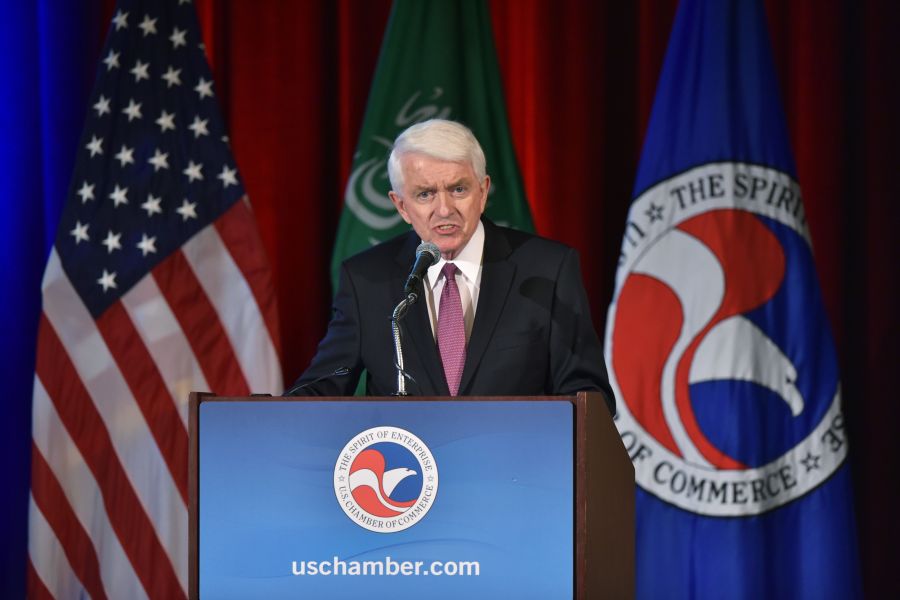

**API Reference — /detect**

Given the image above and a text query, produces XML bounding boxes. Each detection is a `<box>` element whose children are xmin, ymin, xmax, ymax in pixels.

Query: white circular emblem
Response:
<box><xmin>333</xmin><ymin>426</ymin><xmax>439</xmax><ymax>532</ymax></box>
<box><xmin>605</xmin><ymin>162</ymin><xmax>848</xmax><ymax>517</ymax></box>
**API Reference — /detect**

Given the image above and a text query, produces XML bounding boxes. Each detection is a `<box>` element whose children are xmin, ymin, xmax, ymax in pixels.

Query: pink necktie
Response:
<box><xmin>437</xmin><ymin>263</ymin><xmax>466</xmax><ymax>395</ymax></box>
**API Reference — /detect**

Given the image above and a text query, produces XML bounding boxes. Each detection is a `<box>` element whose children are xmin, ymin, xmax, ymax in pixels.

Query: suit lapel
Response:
<box><xmin>394</xmin><ymin>234</ymin><xmax>448</xmax><ymax>396</ymax></box>
<box><xmin>459</xmin><ymin>221</ymin><xmax>515</xmax><ymax>394</ymax></box>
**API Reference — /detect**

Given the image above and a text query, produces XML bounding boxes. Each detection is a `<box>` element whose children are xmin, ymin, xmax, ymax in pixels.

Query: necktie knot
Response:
<box><xmin>441</xmin><ymin>262</ymin><xmax>458</xmax><ymax>280</ymax></box>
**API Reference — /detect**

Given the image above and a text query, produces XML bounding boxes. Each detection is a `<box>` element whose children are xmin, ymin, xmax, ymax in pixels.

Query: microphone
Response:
<box><xmin>404</xmin><ymin>242</ymin><xmax>441</xmax><ymax>295</ymax></box>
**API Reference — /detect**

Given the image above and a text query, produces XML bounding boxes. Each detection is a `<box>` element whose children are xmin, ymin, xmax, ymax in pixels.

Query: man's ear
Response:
<box><xmin>389</xmin><ymin>191</ymin><xmax>413</xmax><ymax>224</ymax></box>
<box><xmin>479</xmin><ymin>176</ymin><xmax>491</xmax><ymax>213</ymax></box>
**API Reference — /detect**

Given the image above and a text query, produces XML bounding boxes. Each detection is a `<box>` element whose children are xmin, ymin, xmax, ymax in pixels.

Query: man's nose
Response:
<box><xmin>435</xmin><ymin>192</ymin><xmax>453</xmax><ymax>216</ymax></box>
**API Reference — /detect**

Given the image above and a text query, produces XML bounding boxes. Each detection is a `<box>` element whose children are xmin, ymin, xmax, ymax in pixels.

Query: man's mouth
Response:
<box><xmin>434</xmin><ymin>224</ymin><xmax>458</xmax><ymax>233</ymax></box>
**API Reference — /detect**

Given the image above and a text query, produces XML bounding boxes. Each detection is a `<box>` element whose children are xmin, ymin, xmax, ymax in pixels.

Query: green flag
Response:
<box><xmin>332</xmin><ymin>0</ymin><xmax>534</xmax><ymax>288</ymax></box>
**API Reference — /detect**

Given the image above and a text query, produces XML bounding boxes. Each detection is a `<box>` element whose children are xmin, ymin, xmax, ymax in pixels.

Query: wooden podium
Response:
<box><xmin>189</xmin><ymin>391</ymin><xmax>634</xmax><ymax>599</ymax></box>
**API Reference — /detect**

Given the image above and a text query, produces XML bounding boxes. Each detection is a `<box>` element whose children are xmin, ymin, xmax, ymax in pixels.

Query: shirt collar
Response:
<box><xmin>426</xmin><ymin>220</ymin><xmax>485</xmax><ymax>288</ymax></box>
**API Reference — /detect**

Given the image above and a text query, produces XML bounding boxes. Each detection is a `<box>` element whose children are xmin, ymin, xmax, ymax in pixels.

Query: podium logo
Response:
<box><xmin>334</xmin><ymin>426</ymin><xmax>438</xmax><ymax>533</ymax></box>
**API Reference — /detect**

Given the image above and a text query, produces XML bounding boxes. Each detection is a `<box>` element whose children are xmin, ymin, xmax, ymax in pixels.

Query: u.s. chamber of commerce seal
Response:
<box><xmin>605</xmin><ymin>162</ymin><xmax>849</xmax><ymax>517</ymax></box>
<box><xmin>334</xmin><ymin>426</ymin><xmax>438</xmax><ymax>532</ymax></box>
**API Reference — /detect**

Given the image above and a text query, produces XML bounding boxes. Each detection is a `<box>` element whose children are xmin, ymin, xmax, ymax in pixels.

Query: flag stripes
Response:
<box><xmin>153</xmin><ymin>250</ymin><xmax>251</xmax><ymax>397</ymax></box>
<box><xmin>26</xmin><ymin>512</ymin><xmax>76</xmax><ymax>600</ymax></box>
<box><xmin>35</xmin><ymin>315</ymin><xmax>186</xmax><ymax>599</ymax></box>
<box><xmin>95</xmin><ymin>302</ymin><xmax>190</xmax><ymax>502</ymax></box>
<box><xmin>213</xmin><ymin>199</ymin><xmax>282</xmax><ymax>357</ymax></box>
<box><xmin>28</xmin><ymin>453</ymin><xmax>106</xmax><ymax>600</ymax></box>
<box><xmin>32</xmin><ymin>378</ymin><xmax>151</xmax><ymax>598</ymax></box>
<box><xmin>31</xmin><ymin>217</ymin><xmax>280</xmax><ymax>596</ymax></box>
<box><xmin>181</xmin><ymin>218</ymin><xmax>280</xmax><ymax>394</ymax></box>
<box><xmin>120</xmin><ymin>275</ymin><xmax>210</xmax><ymax>425</ymax></box>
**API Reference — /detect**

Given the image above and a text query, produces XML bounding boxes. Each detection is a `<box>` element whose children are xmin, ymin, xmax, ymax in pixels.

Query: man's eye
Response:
<box><xmin>417</xmin><ymin>190</ymin><xmax>434</xmax><ymax>201</ymax></box>
<box><xmin>452</xmin><ymin>186</ymin><xmax>467</xmax><ymax>195</ymax></box>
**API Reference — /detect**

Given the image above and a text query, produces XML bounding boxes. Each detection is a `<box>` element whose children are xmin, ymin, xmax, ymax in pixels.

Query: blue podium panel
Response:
<box><xmin>198</xmin><ymin>400</ymin><xmax>573</xmax><ymax>599</ymax></box>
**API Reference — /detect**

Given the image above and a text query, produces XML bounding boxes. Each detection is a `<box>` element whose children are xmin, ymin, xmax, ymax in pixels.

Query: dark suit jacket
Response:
<box><xmin>288</xmin><ymin>219</ymin><xmax>614</xmax><ymax>414</ymax></box>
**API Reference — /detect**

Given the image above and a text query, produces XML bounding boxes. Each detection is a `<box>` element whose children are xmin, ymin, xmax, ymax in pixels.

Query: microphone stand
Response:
<box><xmin>391</xmin><ymin>291</ymin><xmax>418</xmax><ymax>396</ymax></box>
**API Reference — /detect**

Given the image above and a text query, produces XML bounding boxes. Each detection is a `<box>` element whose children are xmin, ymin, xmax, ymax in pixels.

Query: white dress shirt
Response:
<box><xmin>422</xmin><ymin>220</ymin><xmax>485</xmax><ymax>342</ymax></box>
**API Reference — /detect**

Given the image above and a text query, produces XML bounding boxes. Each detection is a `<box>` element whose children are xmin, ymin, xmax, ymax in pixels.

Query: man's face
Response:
<box><xmin>389</xmin><ymin>153</ymin><xmax>490</xmax><ymax>260</ymax></box>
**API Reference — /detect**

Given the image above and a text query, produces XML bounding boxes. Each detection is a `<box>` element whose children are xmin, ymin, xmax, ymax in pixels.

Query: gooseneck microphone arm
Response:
<box><xmin>392</xmin><ymin>242</ymin><xmax>440</xmax><ymax>396</ymax></box>
<box><xmin>391</xmin><ymin>293</ymin><xmax>416</xmax><ymax>396</ymax></box>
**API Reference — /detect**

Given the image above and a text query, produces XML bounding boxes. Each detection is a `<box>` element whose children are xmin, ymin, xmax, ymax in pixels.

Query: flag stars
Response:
<box><xmin>218</xmin><ymin>165</ymin><xmax>238</xmax><ymax>188</ymax></box>
<box><xmin>130</xmin><ymin>60</ymin><xmax>150</xmax><ymax>82</ymax></box>
<box><xmin>156</xmin><ymin>110</ymin><xmax>176</xmax><ymax>132</ymax></box>
<box><xmin>138</xmin><ymin>15</ymin><xmax>158</xmax><ymax>36</ymax></box>
<box><xmin>112</xmin><ymin>10</ymin><xmax>128</xmax><ymax>31</ymax></box>
<box><xmin>183</xmin><ymin>161</ymin><xmax>203</xmax><ymax>182</ymax></box>
<box><xmin>137</xmin><ymin>234</ymin><xmax>158</xmax><ymax>256</ymax></box>
<box><xmin>70</xmin><ymin>221</ymin><xmax>90</xmax><ymax>244</ymax></box>
<box><xmin>161</xmin><ymin>66</ymin><xmax>182</xmax><ymax>87</ymax></box>
<box><xmin>114</xmin><ymin>145</ymin><xmax>135</xmax><ymax>167</ymax></box>
<box><xmin>103</xmin><ymin>50</ymin><xmax>120</xmax><ymax>70</ymax></box>
<box><xmin>122</xmin><ymin>99</ymin><xmax>143</xmax><ymax>121</ymax></box>
<box><xmin>141</xmin><ymin>194</ymin><xmax>163</xmax><ymax>216</ymax></box>
<box><xmin>98</xmin><ymin>269</ymin><xmax>118</xmax><ymax>292</ymax></box>
<box><xmin>101</xmin><ymin>230</ymin><xmax>123</xmax><ymax>253</ymax></box>
<box><xmin>188</xmin><ymin>115</ymin><xmax>209</xmax><ymax>138</ymax></box>
<box><xmin>76</xmin><ymin>181</ymin><xmax>95</xmax><ymax>203</ymax></box>
<box><xmin>194</xmin><ymin>77</ymin><xmax>214</xmax><ymax>99</ymax></box>
<box><xmin>176</xmin><ymin>199</ymin><xmax>198</xmax><ymax>221</ymax></box>
<box><xmin>86</xmin><ymin>135</ymin><xmax>103</xmax><ymax>157</ymax></box>
<box><xmin>93</xmin><ymin>95</ymin><xmax>111</xmax><ymax>116</ymax></box>
<box><xmin>109</xmin><ymin>184</ymin><xmax>129</xmax><ymax>207</ymax></box>
<box><xmin>148</xmin><ymin>149</ymin><xmax>169</xmax><ymax>171</ymax></box>
<box><xmin>170</xmin><ymin>27</ymin><xmax>187</xmax><ymax>48</ymax></box>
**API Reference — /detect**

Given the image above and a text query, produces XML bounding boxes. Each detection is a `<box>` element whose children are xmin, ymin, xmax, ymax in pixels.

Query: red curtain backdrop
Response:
<box><xmin>88</xmin><ymin>0</ymin><xmax>899</xmax><ymax>595</ymax></box>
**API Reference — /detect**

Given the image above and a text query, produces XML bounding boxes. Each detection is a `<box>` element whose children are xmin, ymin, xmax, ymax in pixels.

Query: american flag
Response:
<box><xmin>28</xmin><ymin>1</ymin><xmax>282</xmax><ymax>597</ymax></box>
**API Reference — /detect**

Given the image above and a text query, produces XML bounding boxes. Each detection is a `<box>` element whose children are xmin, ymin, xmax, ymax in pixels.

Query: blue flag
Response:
<box><xmin>603</xmin><ymin>1</ymin><xmax>862</xmax><ymax>598</ymax></box>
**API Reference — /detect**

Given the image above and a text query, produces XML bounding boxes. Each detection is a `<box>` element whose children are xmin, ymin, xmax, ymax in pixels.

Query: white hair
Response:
<box><xmin>387</xmin><ymin>119</ymin><xmax>487</xmax><ymax>192</ymax></box>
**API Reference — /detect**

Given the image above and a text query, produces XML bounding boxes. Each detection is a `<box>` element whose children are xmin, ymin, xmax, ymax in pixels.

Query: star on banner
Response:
<box><xmin>86</xmin><ymin>136</ymin><xmax>103</xmax><ymax>157</ymax></box>
<box><xmin>141</xmin><ymin>195</ymin><xmax>163</xmax><ymax>216</ymax></box>
<box><xmin>161</xmin><ymin>66</ymin><xmax>182</xmax><ymax>87</ymax></box>
<box><xmin>148</xmin><ymin>149</ymin><xmax>169</xmax><ymax>171</ymax></box>
<box><xmin>130</xmin><ymin>60</ymin><xmax>150</xmax><ymax>83</ymax></box>
<box><xmin>194</xmin><ymin>77</ymin><xmax>213</xmax><ymax>99</ymax></box>
<box><xmin>76</xmin><ymin>182</ymin><xmax>95</xmax><ymax>203</ymax></box>
<box><xmin>109</xmin><ymin>184</ymin><xmax>129</xmax><ymax>207</ymax></box>
<box><xmin>97</xmin><ymin>269</ymin><xmax>117</xmax><ymax>291</ymax></box>
<box><xmin>156</xmin><ymin>110</ymin><xmax>176</xmax><ymax>132</ymax></box>
<box><xmin>217</xmin><ymin>165</ymin><xmax>238</xmax><ymax>188</ymax></box>
<box><xmin>70</xmin><ymin>221</ymin><xmax>90</xmax><ymax>244</ymax></box>
<box><xmin>93</xmin><ymin>95</ymin><xmax>111</xmax><ymax>116</ymax></box>
<box><xmin>114</xmin><ymin>145</ymin><xmax>135</xmax><ymax>167</ymax></box>
<box><xmin>183</xmin><ymin>161</ymin><xmax>203</xmax><ymax>182</ymax></box>
<box><xmin>176</xmin><ymin>199</ymin><xmax>198</xmax><ymax>221</ymax></box>
<box><xmin>138</xmin><ymin>15</ymin><xmax>158</xmax><ymax>36</ymax></box>
<box><xmin>112</xmin><ymin>11</ymin><xmax>128</xmax><ymax>31</ymax></box>
<box><xmin>103</xmin><ymin>50</ymin><xmax>120</xmax><ymax>70</ymax></box>
<box><xmin>170</xmin><ymin>27</ymin><xmax>187</xmax><ymax>48</ymax></box>
<box><xmin>101</xmin><ymin>230</ymin><xmax>123</xmax><ymax>253</ymax></box>
<box><xmin>122</xmin><ymin>99</ymin><xmax>143</xmax><ymax>121</ymax></box>
<box><xmin>188</xmin><ymin>116</ymin><xmax>209</xmax><ymax>138</ymax></box>
<box><xmin>136</xmin><ymin>234</ymin><xmax>158</xmax><ymax>256</ymax></box>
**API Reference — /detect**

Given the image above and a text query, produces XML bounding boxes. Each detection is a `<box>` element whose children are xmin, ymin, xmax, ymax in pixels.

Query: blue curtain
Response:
<box><xmin>0</xmin><ymin>1</ymin><xmax>107</xmax><ymax>594</ymax></box>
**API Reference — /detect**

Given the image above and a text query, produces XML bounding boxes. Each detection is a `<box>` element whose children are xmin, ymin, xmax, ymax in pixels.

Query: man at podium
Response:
<box><xmin>287</xmin><ymin>119</ymin><xmax>614</xmax><ymax>414</ymax></box>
